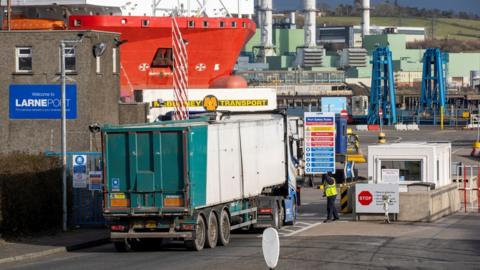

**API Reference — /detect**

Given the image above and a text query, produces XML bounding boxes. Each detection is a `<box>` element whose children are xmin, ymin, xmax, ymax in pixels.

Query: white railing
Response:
<box><xmin>452</xmin><ymin>164</ymin><xmax>480</xmax><ymax>212</ymax></box>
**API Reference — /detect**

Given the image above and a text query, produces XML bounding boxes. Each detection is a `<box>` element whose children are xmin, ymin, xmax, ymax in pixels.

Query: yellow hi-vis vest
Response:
<box><xmin>325</xmin><ymin>180</ymin><xmax>337</xmax><ymax>197</ymax></box>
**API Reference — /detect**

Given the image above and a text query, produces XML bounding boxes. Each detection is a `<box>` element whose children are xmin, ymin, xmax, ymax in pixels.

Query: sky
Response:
<box><xmin>274</xmin><ymin>0</ymin><xmax>480</xmax><ymax>15</ymax></box>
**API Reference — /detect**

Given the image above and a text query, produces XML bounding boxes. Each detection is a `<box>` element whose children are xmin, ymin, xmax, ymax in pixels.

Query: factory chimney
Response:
<box><xmin>303</xmin><ymin>0</ymin><xmax>316</xmax><ymax>48</ymax></box>
<box><xmin>289</xmin><ymin>11</ymin><xmax>296</xmax><ymax>26</ymax></box>
<box><xmin>361</xmin><ymin>0</ymin><xmax>370</xmax><ymax>42</ymax></box>
<box><xmin>256</xmin><ymin>0</ymin><xmax>263</xmax><ymax>34</ymax></box>
<box><xmin>261</xmin><ymin>0</ymin><xmax>273</xmax><ymax>48</ymax></box>
<box><xmin>256</xmin><ymin>0</ymin><xmax>275</xmax><ymax>62</ymax></box>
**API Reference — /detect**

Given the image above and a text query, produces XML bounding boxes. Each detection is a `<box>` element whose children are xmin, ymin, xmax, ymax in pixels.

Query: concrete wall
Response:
<box><xmin>119</xmin><ymin>103</ymin><xmax>148</xmax><ymax>124</ymax></box>
<box><xmin>0</xmin><ymin>30</ymin><xmax>120</xmax><ymax>153</ymax></box>
<box><xmin>398</xmin><ymin>183</ymin><xmax>461</xmax><ymax>222</ymax></box>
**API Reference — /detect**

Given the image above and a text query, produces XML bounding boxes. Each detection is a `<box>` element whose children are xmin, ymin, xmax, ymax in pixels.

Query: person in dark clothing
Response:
<box><xmin>322</xmin><ymin>173</ymin><xmax>339</xmax><ymax>223</ymax></box>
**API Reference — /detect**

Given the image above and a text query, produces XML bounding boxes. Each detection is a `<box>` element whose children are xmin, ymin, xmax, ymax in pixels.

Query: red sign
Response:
<box><xmin>358</xmin><ymin>191</ymin><xmax>373</xmax><ymax>206</ymax></box>
<box><xmin>310</xmin><ymin>137</ymin><xmax>334</xmax><ymax>142</ymax></box>
<box><xmin>379</xmin><ymin>109</ymin><xmax>383</xmax><ymax>116</ymax></box>
<box><xmin>307</xmin><ymin>142</ymin><xmax>334</xmax><ymax>147</ymax></box>
<box><xmin>310</xmin><ymin>132</ymin><xmax>335</xmax><ymax>137</ymax></box>
<box><xmin>306</xmin><ymin>122</ymin><xmax>334</xmax><ymax>126</ymax></box>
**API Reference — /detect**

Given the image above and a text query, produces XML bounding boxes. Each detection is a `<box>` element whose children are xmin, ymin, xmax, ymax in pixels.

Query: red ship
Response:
<box><xmin>1</xmin><ymin>2</ymin><xmax>256</xmax><ymax>98</ymax></box>
<box><xmin>69</xmin><ymin>16</ymin><xmax>255</xmax><ymax>97</ymax></box>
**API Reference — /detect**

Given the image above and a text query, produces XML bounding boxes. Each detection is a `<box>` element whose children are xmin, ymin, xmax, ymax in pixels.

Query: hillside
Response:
<box><xmin>312</xmin><ymin>16</ymin><xmax>480</xmax><ymax>40</ymax></box>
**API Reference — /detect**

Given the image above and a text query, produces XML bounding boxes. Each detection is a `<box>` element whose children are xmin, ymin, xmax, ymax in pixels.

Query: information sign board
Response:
<box><xmin>355</xmin><ymin>184</ymin><xmax>400</xmax><ymax>213</ymax></box>
<box><xmin>304</xmin><ymin>112</ymin><xmax>336</xmax><ymax>174</ymax></box>
<box><xmin>9</xmin><ymin>84</ymin><xmax>77</xmax><ymax>119</ymax></box>
<box><xmin>73</xmin><ymin>155</ymin><xmax>87</xmax><ymax>188</ymax></box>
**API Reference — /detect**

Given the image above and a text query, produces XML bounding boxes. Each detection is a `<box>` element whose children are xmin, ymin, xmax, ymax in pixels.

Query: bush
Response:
<box><xmin>0</xmin><ymin>153</ymin><xmax>62</xmax><ymax>237</ymax></box>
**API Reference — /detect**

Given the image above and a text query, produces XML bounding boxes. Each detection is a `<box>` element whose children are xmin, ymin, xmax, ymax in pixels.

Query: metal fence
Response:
<box><xmin>45</xmin><ymin>151</ymin><xmax>105</xmax><ymax>227</ymax></box>
<box><xmin>236</xmin><ymin>70</ymin><xmax>345</xmax><ymax>86</ymax></box>
<box><xmin>452</xmin><ymin>163</ymin><xmax>480</xmax><ymax>213</ymax></box>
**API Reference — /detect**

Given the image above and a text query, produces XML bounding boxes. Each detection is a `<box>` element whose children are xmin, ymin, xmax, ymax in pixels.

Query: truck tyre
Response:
<box><xmin>218</xmin><ymin>209</ymin><xmax>231</xmax><ymax>246</ymax></box>
<box><xmin>185</xmin><ymin>215</ymin><xmax>206</xmax><ymax>251</ymax></box>
<box><xmin>278</xmin><ymin>202</ymin><xmax>284</xmax><ymax>229</ymax></box>
<box><xmin>205</xmin><ymin>212</ymin><xmax>218</xmax><ymax>249</ymax></box>
<box><xmin>272</xmin><ymin>204</ymin><xmax>280</xmax><ymax>229</ymax></box>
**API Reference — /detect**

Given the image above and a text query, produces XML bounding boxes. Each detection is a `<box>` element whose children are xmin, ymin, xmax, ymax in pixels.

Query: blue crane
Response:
<box><xmin>419</xmin><ymin>48</ymin><xmax>447</xmax><ymax>114</ymax></box>
<box><xmin>367</xmin><ymin>47</ymin><xmax>397</xmax><ymax>125</ymax></box>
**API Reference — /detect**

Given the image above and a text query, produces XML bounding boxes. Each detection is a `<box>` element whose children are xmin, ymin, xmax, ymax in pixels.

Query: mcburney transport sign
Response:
<box><xmin>355</xmin><ymin>183</ymin><xmax>400</xmax><ymax>214</ymax></box>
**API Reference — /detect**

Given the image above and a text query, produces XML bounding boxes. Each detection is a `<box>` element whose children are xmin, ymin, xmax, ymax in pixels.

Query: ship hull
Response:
<box><xmin>69</xmin><ymin>16</ymin><xmax>255</xmax><ymax>97</ymax></box>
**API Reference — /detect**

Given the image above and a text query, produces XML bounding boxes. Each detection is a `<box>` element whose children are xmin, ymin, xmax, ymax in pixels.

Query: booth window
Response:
<box><xmin>151</xmin><ymin>48</ymin><xmax>173</xmax><ymax>68</ymax></box>
<box><xmin>381</xmin><ymin>160</ymin><xmax>422</xmax><ymax>181</ymax></box>
<box><xmin>15</xmin><ymin>47</ymin><xmax>32</xmax><ymax>73</ymax></box>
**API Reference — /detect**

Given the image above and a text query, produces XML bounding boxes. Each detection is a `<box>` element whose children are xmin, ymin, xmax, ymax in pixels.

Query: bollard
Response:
<box><xmin>378</xmin><ymin>132</ymin><xmax>386</xmax><ymax>144</ymax></box>
<box><xmin>340</xmin><ymin>185</ymin><xmax>349</xmax><ymax>213</ymax></box>
<box><xmin>471</xmin><ymin>141</ymin><xmax>480</xmax><ymax>157</ymax></box>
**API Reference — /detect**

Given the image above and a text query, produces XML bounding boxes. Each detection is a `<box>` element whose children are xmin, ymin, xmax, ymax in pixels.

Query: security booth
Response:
<box><xmin>368</xmin><ymin>142</ymin><xmax>452</xmax><ymax>192</ymax></box>
<box><xmin>360</xmin><ymin>142</ymin><xmax>460</xmax><ymax>222</ymax></box>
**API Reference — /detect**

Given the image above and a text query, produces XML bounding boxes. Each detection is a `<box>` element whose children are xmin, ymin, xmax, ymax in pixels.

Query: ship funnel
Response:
<box><xmin>362</xmin><ymin>0</ymin><xmax>371</xmax><ymax>43</ymax></box>
<box><xmin>303</xmin><ymin>0</ymin><xmax>316</xmax><ymax>48</ymax></box>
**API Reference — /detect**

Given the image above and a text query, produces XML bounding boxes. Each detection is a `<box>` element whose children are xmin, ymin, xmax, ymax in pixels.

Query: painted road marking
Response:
<box><xmin>285</xmin><ymin>222</ymin><xmax>322</xmax><ymax>237</ymax></box>
<box><xmin>256</xmin><ymin>221</ymin><xmax>324</xmax><ymax>238</ymax></box>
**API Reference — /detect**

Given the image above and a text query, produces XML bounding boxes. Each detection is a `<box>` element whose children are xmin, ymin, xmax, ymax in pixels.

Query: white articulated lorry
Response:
<box><xmin>102</xmin><ymin>111</ymin><xmax>300</xmax><ymax>251</ymax></box>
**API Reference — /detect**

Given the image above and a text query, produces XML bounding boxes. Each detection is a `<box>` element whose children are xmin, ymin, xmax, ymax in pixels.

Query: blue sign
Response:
<box><xmin>112</xmin><ymin>178</ymin><xmax>120</xmax><ymax>191</ymax></box>
<box><xmin>304</xmin><ymin>112</ymin><xmax>336</xmax><ymax>175</ymax></box>
<box><xmin>73</xmin><ymin>165</ymin><xmax>86</xmax><ymax>173</ymax></box>
<box><xmin>75</xmin><ymin>155</ymin><xmax>85</xmax><ymax>165</ymax></box>
<box><xmin>9</xmin><ymin>84</ymin><xmax>77</xmax><ymax>119</ymax></box>
<box><xmin>321</xmin><ymin>97</ymin><xmax>347</xmax><ymax>114</ymax></box>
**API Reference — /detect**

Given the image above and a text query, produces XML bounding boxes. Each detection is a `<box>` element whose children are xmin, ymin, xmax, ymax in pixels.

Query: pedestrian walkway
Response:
<box><xmin>0</xmin><ymin>228</ymin><xmax>109</xmax><ymax>265</ymax></box>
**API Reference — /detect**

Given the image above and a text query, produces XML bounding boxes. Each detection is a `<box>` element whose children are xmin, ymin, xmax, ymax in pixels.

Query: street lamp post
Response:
<box><xmin>60</xmin><ymin>37</ymin><xmax>83</xmax><ymax>232</ymax></box>
<box><xmin>60</xmin><ymin>41</ymin><xmax>68</xmax><ymax>232</ymax></box>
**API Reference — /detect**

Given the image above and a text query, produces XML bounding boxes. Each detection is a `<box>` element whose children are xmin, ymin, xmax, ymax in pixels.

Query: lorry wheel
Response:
<box><xmin>218</xmin><ymin>209</ymin><xmax>231</xmax><ymax>246</ymax></box>
<box><xmin>278</xmin><ymin>202</ymin><xmax>284</xmax><ymax>229</ymax></box>
<box><xmin>205</xmin><ymin>213</ymin><xmax>218</xmax><ymax>249</ymax></box>
<box><xmin>185</xmin><ymin>215</ymin><xmax>206</xmax><ymax>251</ymax></box>
<box><xmin>272</xmin><ymin>204</ymin><xmax>280</xmax><ymax>229</ymax></box>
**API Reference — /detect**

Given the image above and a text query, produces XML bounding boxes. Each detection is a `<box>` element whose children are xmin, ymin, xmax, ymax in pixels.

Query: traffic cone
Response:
<box><xmin>471</xmin><ymin>141</ymin><xmax>480</xmax><ymax>157</ymax></box>
<box><xmin>378</xmin><ymin>132</ymin><xmax>386</xmax><ymax>144</ymax></box>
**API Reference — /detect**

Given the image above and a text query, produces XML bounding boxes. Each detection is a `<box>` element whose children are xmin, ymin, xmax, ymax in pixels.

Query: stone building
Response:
<box><xmin>0</xmin><ymin>30</ymin><xmax>120</xmax><ymax>153</ymax></box>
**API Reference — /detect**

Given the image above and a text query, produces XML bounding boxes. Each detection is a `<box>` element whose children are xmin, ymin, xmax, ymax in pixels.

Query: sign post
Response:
<box><xmin>72</xmin><ymin>155</ymin><xmax>88</xmax><ymax>189</ymax></box>
<box><xmin>303</xmin><ymin>112</ymin><xmax>336</xmax><ymax>174</ymax></box>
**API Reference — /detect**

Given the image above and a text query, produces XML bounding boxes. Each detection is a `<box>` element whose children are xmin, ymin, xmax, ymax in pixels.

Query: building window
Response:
<box><xmin>15</xmin><ymin>47</ymin><xmax>32</xmax><ymax>73</ymax></box>
<box><xmin>219</xmin><ymin>21</ymin><xmax>225</xmax><ymax>28</ymax></box>
<box><xmin>381</xmin><ymin>160</ymin><xmax>422</xmax><ymax>181</ymax></box>
<box><xmin>112</xmin><ymin>48</ymin><xmax>118</xmax><ymax>74</ymax></box>
<box><xmin>62</xmin><ymin>45</ymin><xmax>76</xmax><ymax>73</ymax></box>
<box><xmin>96</xmin><ymin>56</ymin><xmax>101</xmax><ymax>74</ymax></box>
<box><xmin>151</xmin><ymin>48</ymin><xmax>173</xmax><ymax>69</ymax></box>
<box><xmin>203</xmin><ymin>21</ymin><xmax>208</xmax><ymax>28</ymax></box>
<box><xmin>188</xmin><ymin>21</ymin><xmax>195</xmax><ymax>28</ymax></box>
<box><xmin>231</xmin><ymin>21</ymin><xmax>237</xmax><ymax>27</ymax></box>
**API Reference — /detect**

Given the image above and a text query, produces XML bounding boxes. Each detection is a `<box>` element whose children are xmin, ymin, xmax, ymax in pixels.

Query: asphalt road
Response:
<box><xmin>3</xmin><ymin>189</ymin><xmax>480</xmax><ymax>270</ymax></box>
<box><xmin>3</xmin><ymin>128</ymin><xmax>480</xmax><ymax>270</ymax></box>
